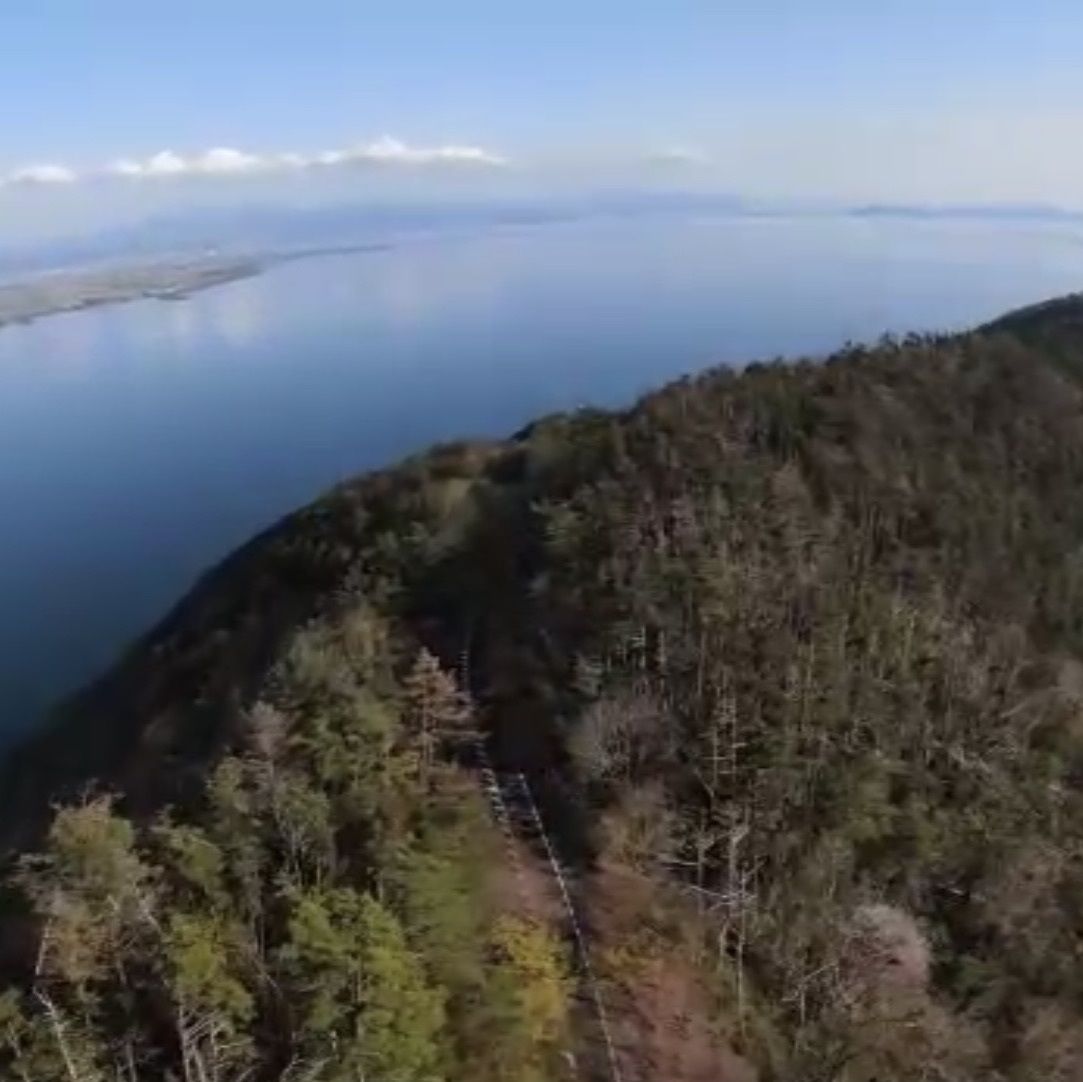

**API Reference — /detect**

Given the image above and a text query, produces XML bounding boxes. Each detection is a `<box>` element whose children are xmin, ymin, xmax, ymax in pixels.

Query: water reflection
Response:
<box><xmin>205</xmin><ymin>279</ymin><xmax>265</xmax><ymax>349</ymax></box>
<box><xmin>168</xmin><ymin>296</ymin><xmax>197</xmax><ymax>343</ymax></box>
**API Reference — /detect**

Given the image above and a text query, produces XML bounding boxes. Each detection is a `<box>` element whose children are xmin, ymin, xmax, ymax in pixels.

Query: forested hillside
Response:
<box><xmin>6</xmin><ymin>296</ymin><xmax>1083</xmax><ymax>1079</ymax></box>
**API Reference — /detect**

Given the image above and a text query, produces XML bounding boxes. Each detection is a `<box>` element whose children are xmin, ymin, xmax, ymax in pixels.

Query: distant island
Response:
<box><xmin>0</xmin><ymin>243</ymin><xmax>388</xmax><ymax>330</ymax></box>
<box><xmin>0</xmin><ymin>257</ymin><xmax>265</xmax><ymax>328</ymax></box>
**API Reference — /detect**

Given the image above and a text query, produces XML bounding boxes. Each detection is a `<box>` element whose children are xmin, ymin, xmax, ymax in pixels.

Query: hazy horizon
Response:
<box><xmin>8</xmin><ymin>190</ymin><xmax>1083</xmax><ymax>279</ymax></box>
<box><xmin>6</xmin><ymin>3</ymin><xmax>1083</xmax><ymax>244</ymax></box>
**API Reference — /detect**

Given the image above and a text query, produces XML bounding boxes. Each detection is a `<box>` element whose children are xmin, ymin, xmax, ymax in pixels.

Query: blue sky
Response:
<box><xmin>3</xmin><ymin>2</ymin><xmax>1083</xmax><ymax>240</ymax></box>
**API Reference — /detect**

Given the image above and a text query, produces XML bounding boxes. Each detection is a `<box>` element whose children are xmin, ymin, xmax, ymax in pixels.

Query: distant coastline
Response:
<box><xmin>0</xmin><ymin>244</ymin><xmax>387</xmax><ymax>331</ymax></box>
<box><xmin>0</xmin><ymin>258</ymin><xmax>263</xmax><ymax>329</ymax></box>
<box><xmin>2</xmin><ymin>195</ymin><xmax>1081</xmax><ymax>333</ymax></box>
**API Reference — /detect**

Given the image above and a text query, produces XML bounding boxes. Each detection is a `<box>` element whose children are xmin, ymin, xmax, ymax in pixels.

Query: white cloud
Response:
<box><xmin>0</xmin><ymin>136</ymin><xmax>507</xmax><ymax>193</ymax></box>
<box><xmin>199</xmin><ymin>147</ymin><xmax>266</xmax><ymax>174</ymax></box>
<box><xmin>647</xmin><ymin>146</ymin><xmax>710</xmax><ymax>166</ymax></box>
<box><xmin>102</xmin><ymin>137</ymin><xmax>506</xmax><ymax>181</ymax></box>
<box><xmin>107</xmin><ymin>147</ymin><xmax>268</xmax><ymax>178</ymax></box>
<box><xmin>3</xmin><ymin>163</ymin><xmax>78</xmax><ymax>186</ymax></box>
<box><xmin>111</xmin><ymin>150</ymin><xmax>184</xmax><ymax>177</ymax></box>
<box><xmin>108</xmin><ymin>158</ymin><xmax>147</xmax><ymax>178</ymax></box>
<box><xmin>313</xmin><ymin>148</ymin><xmax>348</xmax><ymax>167</ymax></box>
<box><xmin>334</xmin><ymin>135</ymin><xmax>507</xmax><ymax>167</ymax></box>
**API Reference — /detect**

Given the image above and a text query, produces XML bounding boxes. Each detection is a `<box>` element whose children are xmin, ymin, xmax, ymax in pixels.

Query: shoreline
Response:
<box><xmin>0</xmin><ymin>258</ymin><xmax>265</xmax><ymax>330</ymax></box>
<box><xmin>0</xmin><ymin>243</ymin><xmax>389</xmax><ymax>331</ymax></box>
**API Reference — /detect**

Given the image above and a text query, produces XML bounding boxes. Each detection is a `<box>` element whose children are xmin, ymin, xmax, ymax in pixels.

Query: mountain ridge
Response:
<box><xmin>6</xmin><ymin>294</ymin><xmax>1083</xmax><ymax>1078</ymax></box>
<box><xmin>8</xmin><ymin>292</ymin><xmax>1083</xmax><ymax>841</ymax></box>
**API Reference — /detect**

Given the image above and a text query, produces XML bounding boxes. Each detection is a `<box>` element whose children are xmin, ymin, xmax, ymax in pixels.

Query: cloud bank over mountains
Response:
<box><xmin>5</xmin><ymin>164</ymin><xmax>80</xmax><ymax>186</ymax></box>
<box><xmin>0</xmin><ymin>136</ymin><xmax>509</xmax><ymax>189</ymax></box>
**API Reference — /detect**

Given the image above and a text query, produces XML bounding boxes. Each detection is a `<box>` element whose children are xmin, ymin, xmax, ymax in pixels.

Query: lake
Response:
<box><xmin>3</xmin><ymin>212</ymin><xmax>1083</xmax><ymax>743</ymax></box>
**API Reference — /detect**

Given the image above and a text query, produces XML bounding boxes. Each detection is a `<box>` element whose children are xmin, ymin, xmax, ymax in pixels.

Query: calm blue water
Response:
<box><xmin>3</xmin><ymin>213</ymin><xmax>1083</xmax><ymax>741</ymax></box>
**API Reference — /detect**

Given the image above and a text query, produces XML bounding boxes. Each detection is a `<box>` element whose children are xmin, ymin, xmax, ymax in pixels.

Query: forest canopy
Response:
<box><xmin>6</xmin><ymin>296</ymin><xmax>1083</xmax><ymax>1079</ymax></box>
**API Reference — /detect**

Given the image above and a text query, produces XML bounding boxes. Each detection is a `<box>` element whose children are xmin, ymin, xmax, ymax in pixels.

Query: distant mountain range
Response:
<box><xmin>0</xmin><ymin>193</ymin><xmax>744</xmax><ymax>278</ymax></box>
<box><xmin>849</xmin><ymin>201</ymin><xmax>1083</xmax><ymax>220</ymax></box>
<box><xmin>2</xmin><ymin>193</ymin><xmax>1081</xmax><ymax>279</ymax></box>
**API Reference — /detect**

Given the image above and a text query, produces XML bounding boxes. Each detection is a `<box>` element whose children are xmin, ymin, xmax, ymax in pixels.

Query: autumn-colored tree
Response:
<box><xmin>401</xmin><ymin>648</ymin><xmax>473</xmax><ymax>778</ymax></box>
<box><xmin>470</xmin><ymin>917</ymin><xmax>571</xmax><ymax>1082</ymax></box>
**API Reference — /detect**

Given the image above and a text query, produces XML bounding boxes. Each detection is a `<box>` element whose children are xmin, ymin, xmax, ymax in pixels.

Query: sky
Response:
<box><xmin>4</xmin><ymin>1</ymin><xmax>1083</xmax><ymax>243</ymax></box>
